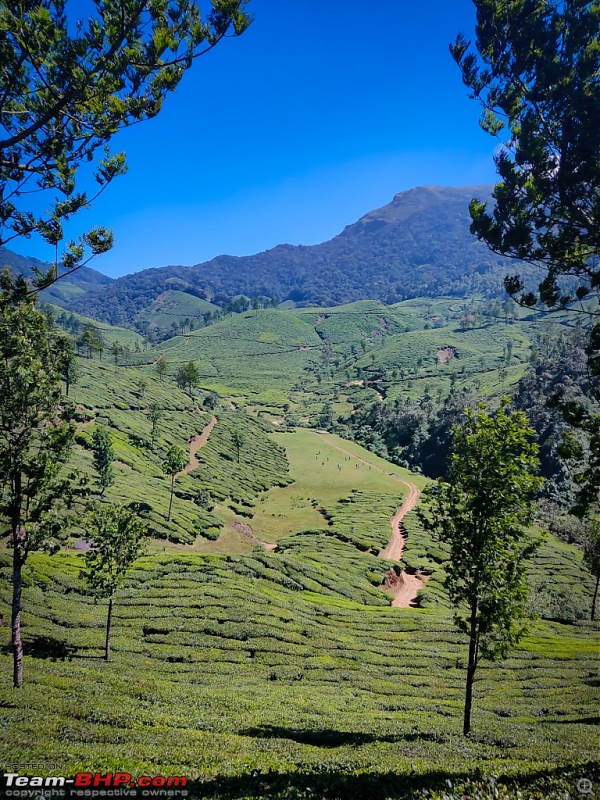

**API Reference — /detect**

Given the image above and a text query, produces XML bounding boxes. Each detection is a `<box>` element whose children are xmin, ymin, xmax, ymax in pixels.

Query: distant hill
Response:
<box><xmin>3</xmin><ymin>185</ymin><xmax>534</xmax><ymax>324</ymax></box>
<box><xmin>0</xmin><ymin>246</ymin><xmax>113</xmax><ymax>307</ymax></box>
<box><xmin>67</xmin><ymin>184</ymin><xmax>533</xmax><ymax>325</ymax></box>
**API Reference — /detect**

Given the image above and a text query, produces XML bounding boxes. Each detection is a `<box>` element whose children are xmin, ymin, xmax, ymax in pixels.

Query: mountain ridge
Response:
<box><xmin>1</xmin><ymin>184</ymin><xmax>531</xmax><ymax>326</ymax></box>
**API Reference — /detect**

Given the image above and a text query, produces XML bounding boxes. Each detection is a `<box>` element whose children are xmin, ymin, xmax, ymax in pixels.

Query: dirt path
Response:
<box><xmin>179</xmin><ymin>416</ymin><xmax>217</xmax><ymax>475</ymax></box>
<box><xmin>179</xmin><ymin>416</ymin><xmax>275</xmax><ymax>551</ymax></box>
<box><xmin>378</xmin><ymin>481</ymin><xmax>420</xmax><ymax>561</ymax></box>
<box><xmin>231</xmin><ymin>518</ymin><xmax>277</xmax><ymax>551</ymax></box>
<box><xmin>317</xmin><ymin>432</ymin><xmax>426</xmax><ymax>608</ymax></box>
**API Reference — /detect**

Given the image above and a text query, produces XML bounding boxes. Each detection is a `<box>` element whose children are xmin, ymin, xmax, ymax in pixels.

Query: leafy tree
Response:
<box><xmin>155</xmin><ymin>355</ymin><xmax>169</xmax><ymax>382</ymax></box>
<box><xmin>77</xmin><ymin>324</ymin><xmax>104</xmax><ymax>359</ymax></box>
<box><xmin>176</xmin><ymin>360</ymin><xmax>200</xmax><ymax>395</ymax></box>
<box><xmin>92</xmin><ymin>425</ymin><xmax>115</xmax><ymax>496</ymax></box>
<box><xmin>0</xmin><ymin>0</ymin><xmax>251</xmax><ymax>292</ymax></box>
<box><xmin>0</xmin><ymin>274</ymin><xmax>77</xmax><ymax>687</ymax></box>
<box><xmin>417</xmin><ymin>401</ymin><xmax>543</xmax><ymax>734</ymax></box>
<box><xmin>147</xmin><ymin>403</ymin><xmax>163</xmax><ymax>448</ymax></box>
<box><xmin>82</xmin><ymin>504</ymin><xmax>147</xmax><ymax>661</ymax></box>
<box><xmin>231</xmin><ymin>429</ymin><xmax>245</xmax><ymax>464</ymax></box>
<box><xmin>452</xmin><ymin>0</ymin><xmax>599</xmax><ymax>372</ymax></box>
<box><xmin>162</xmin><ymin>445</ymin><xmax>187</xmax><ymax>522</ymax></box>
<box><xmin>583</xmin><ymin>518</ymin><xmax>600</xmax><ymax>621</ymax></box>
<box><xmin>109</xmin><ymin>342</ymin><xmax>123</xmax><ymax>366</ymax></box>
<box><xmin>203</xmin><ymin>391</ymin><xmax>219</xmax><ymax>410</ymax></box>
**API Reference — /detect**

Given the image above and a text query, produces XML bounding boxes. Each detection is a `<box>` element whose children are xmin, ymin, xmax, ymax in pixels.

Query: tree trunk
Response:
<box><xmin>105</xmin><ymin>594</ymin><xmax>114</xmax><ymax>662</ymax></box>
<box><xmin>167</xmin><ymin>474</ymin><xmax>174</xmax><ymax>522</ymax></box>
<box><xmin>592</xmin><ymin>575</ymin><xmax>599</xmax><ymax>621</ymax></box>
<box><xmin>463</xmin><ymin>601</ymin><xmax>479</xmax><ymax>735</ymax></box>
<box><xmin>11</xmin><ymin>540</ymin><xmax>24</xmax><ymax>688</ymax></box>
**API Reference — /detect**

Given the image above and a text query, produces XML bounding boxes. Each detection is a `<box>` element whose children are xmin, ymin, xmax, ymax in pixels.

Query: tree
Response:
<box><xmin>417</xmin><ymin>401</ymin><xmax>542</xmax><ymax>735</ymax></box>
<box><xmin>78</xmin><ymin>324</ymin><xmax>104</xmax><ymax>359</ymax></box>
<box><xmin>155</xmin><ymin>356</ymin><xmax>169</xmax><ymax>382</ymax></box>
<box><xmin>176</xmin><ymin>360</ymin><xmax>200</xmax><ymax>395</ymax></box>
<box><xmin>109</xmin><ymin>342</ymin><xmax>123</xmax><ymax>366</ymax></box>
<box><xmin>162</xmin><ymin>445</ymin><xmax>187</xmax><ymax>522</ymax></box>
<box><xmin>147</xmin><ymin>403</ymin><xmax>163</xmax><ymax>448</ymax></box>
<box><xmin>62</xmin><ymin>347</ymin><xmax>80</xmax><ymax>397</ymax></box>
<box><xmin>583</xmin><ymin>518</ymin><xmax>600</xmax><ymax>621</ymax></box>
<box><xmin>92</xmin><ymin>425</ymin><xmax>115</xmax><ymax>496</ymax></box>
<box><xmin>452</xmin><ymin>1</ymin><xmax>599</xmax><ymax>375</ymax></box>
<box><xmin>203</xmin><ymin>391</ymin><xmax>219</xmax><ymax>410</ymax></box>
<box><xmin>231</xmin><ymin>429</ymin><xmax>245</xmax><ymax>464</ymax></box>
<box><xmin>0</xmin><ymin>273</ymin><xmax>77</xmax><ymax>687</ymax></box>
<box><xmin>82</xmin><ymin>504</ymin><xmax>147</xmax><ymax>661</ymax></box>
<box><xmin>0</xmin><ymin>1</ymin><xmax>251</xmax><ymax>292</ymax></box>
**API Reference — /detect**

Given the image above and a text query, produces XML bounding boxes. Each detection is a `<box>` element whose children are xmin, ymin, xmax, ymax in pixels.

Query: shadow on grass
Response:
<box><xmin>0</xmin><ymin>635</ymin><xmax>78</xmax><ymax>661</ymax></box>
<box><xmin>238</xmin><ymin>724</ymin><xmax>447</xmax><ymax>748</ymax></box>
<box><xmin>182</xmin><ymin>761</ymin><xmax>600</xmax><ymax>800</ymax></box>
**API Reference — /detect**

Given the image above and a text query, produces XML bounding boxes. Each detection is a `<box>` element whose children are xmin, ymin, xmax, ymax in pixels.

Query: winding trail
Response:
<box><xmin>179</xmin><ymin>416</ymin><xmax>217</xmax><ymax>476</ymax></box>
<box><xmin>179</xmin><ymin>415</ymin><xmax>274</xmax><ymax>551</ymax></box>
<box><xmin>317</xmin><ymin>432</ymin><xmax>427</xmax><ymax>608</ymax></box>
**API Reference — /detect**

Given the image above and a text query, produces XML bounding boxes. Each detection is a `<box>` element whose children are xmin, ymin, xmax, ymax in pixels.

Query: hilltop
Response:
<box><xmin>0</xmin><ymin>185</ymin><xmax>542</xmax><ymax>327</ymax></box>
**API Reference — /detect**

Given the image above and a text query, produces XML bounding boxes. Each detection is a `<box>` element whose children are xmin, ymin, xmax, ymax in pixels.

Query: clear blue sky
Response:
<box><xmin>22</xmin><ymin>0</ymin><xmax>499</xmax><ymax>278</ymax></box>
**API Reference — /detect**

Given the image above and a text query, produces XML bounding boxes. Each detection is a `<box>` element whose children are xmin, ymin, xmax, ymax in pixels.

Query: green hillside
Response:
<box><xmin>141</xmin><ymin>298</ymin><xmax>539</xmax><ymax>416</ymax></box>
<box><xmin>64</xmin><ymin>357</ymin><xmax>291</xmax><ymax>545</ymax></box>
<box><xmin>136</xmin><ymin>289</ymin><xmax>219</xmax><ymax>334</ymax></box>
<box><xmin>1</xmin><ymin>300</ymin><xmax>597</xmax><ymax>799</ymax></box>
<box><xmin>0</xmin><ymin>427</ymin><xmax>597</xmax><ymax>798</ymax></box>
<box><xmin>153</xmin><ymin>308</ymin><xmax>324</xmax><ymax>402</ymax></box>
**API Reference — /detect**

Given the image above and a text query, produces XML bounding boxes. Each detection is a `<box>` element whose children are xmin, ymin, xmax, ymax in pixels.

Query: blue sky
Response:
<box><xmin>22</xmin><ymin>0</ymin><xmax>499</xmax><ymax>277</ymax></box>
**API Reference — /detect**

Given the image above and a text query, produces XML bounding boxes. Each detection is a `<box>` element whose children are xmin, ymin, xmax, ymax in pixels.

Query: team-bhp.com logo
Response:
<box><xmin>4</xmin><ymin>772</ymin><xmax>188</xmax><ymax>797</ymax></box>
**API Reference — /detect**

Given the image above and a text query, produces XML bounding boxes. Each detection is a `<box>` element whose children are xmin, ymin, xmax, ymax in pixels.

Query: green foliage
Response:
<box><xmin>91</xmin><ymin>425</ymin><xmax>115</xmax><ymax>496</ymax></box>
<box><xmin>147</xmin><ymin>402</ymin><xmax>163</xmax><ymax>448</ymax></box>
<box><xmin>81</xmin><ymin>502</ymin><xmax>147</xmax><ymax>660</ymax></box>
<box><xmin>0</xmin><ymin>274</ymin><xmax>78</xmax><ymax>685</ymax></box>
<box><xmin>155</xmin><ymin>355</ymin><xmax>169</xmax><ymax>381</ymax></box>
<box><xmin>452</xmin><ymin>0</ymin><xmax>600</xmax><ymax>304</ymax></box>
<box><xmin>232</xmin><ymin>429</ymin><xmax>245</xmax><ymax>463</ymax></box>
<box><xmin>418</xmin><ymin>401</ymin><xmax>543</xmax><ymax>733</ymax></box>
<box><xmin>0</xmin><ymin>0</ymin><xmax>251</xmax><ymax>286</ymax></box>
<box><xmin>583</xmin><ymin>518</ymin><xmax>600</xmax><ymax>621</ymax></box>
<box><xmin>162</xmin><ymin>445</ymin><xmax>188</xmax><ymax>522</ymax></box>
<box><xmin>77</xmin><ymin>323</ymin><xmax>104</xmax><ymax>359</ymax></box>
<box><xmin>82</xmin><ymin>504</ymin><xmax>147</xmax><ymax>600</ymax></box>
<box><xmin>176</xmin><ymin>360</ymin><xmax>200</xmax><ymax>394</ymax></box>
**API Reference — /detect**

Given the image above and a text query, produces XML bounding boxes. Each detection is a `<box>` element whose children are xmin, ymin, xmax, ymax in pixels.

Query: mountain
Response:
<box><xmin>5</xmin><ymin>185</ymin><xmax>531</xmax><ymax>324</ymax></box>
<box><xmin>0</xmin><ymin>246</ymin><xmax>113</xmax><ymax>306</ymax></box>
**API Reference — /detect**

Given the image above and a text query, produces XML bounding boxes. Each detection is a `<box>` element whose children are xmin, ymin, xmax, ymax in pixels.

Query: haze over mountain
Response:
<box><xmin>2</xmin><ymin>185</ymin><xmax>530</xmax><ymax>325</ymax></box>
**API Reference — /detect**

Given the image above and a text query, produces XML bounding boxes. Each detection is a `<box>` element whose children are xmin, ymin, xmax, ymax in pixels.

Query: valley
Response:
<box><xmin>0</xmin><ymin>291</ymin><xmax>598</xmax><ymax>799</ymax></box>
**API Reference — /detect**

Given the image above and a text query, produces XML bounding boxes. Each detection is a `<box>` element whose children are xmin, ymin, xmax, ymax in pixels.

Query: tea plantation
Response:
<box><xmin>1</xmin><ymin>302</ymin><xmax>598</xmax><ymax>799</ymax></box>
<box><xmin>1</xmin><ymin>419</ymin><xmax>598</xmax><ymax>799</ymax></box>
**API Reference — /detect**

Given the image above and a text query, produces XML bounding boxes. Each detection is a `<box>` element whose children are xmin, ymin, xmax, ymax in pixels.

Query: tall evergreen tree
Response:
<box><xmin>453</xmin><ymin>0</ymin><xmax>600</xmax><ymax>380</ymax></box>
<box><xmin>92</xmin><ymin>425</ymin><xmax>115</xmax><ymax>496</ymax></box>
